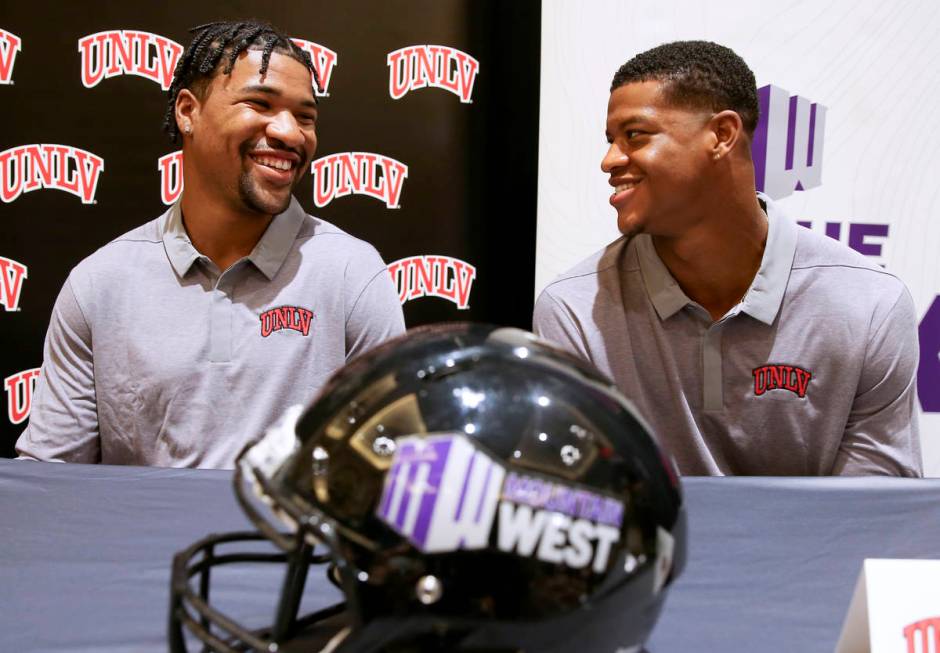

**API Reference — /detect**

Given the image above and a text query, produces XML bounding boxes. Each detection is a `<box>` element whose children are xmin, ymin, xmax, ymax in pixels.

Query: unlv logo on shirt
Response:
<box><xmin>78</xmin><ymin>30</ymin><xmax>182</xmax><ymax>90</ymax></box>
<box><xmin>260</xmin><ymin>306</ymin><xmax>314</xmax><ymax>338</ymax></box>
<box><xmin>387</xmin><ymin>45</ymin><xmax>479</xmax><ymax>103</ymax></box>
<box><xmin>5</xmin><ymin>367</ymin><xmax>39</xmax><ymax>425</ymax></box>
<box><xmin>0</xmin><ymin>145</ymin><xmax>104</xmax><ymax>204</ymax></box>
<box><xmin>387</xmin><ymin>255</ymin><xmax>476</xmax><ymax>309</ymax></box>
<box><xmin>0</xmin><ymin>29</ymin><xmax>22</xmax><ymax>85</ymax></box>
<box><xmin>311</xmin><ymin>153</ymin><xmax>408</xmax><ymax>209</ymax></box>
<box><xmin>290</xmin><ymin>38</ymin><xmax>337</xmax><ymax>96</ymax></box>
<box><xmin>0</xmin><ymin>256</ymin><xmax>27</xmax><ymax>312</ymax></box>
<box><xmin>752</xmin><ymin>364</ymin><xmax>812</xmax><ymax>398</ymax></box>
<box><xmin>158</xmin><ymin>151</ymin><xmax>183</xmax><ymax>205</ymax></box>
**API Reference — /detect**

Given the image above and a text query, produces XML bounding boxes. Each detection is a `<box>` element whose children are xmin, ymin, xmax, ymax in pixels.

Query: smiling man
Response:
<box><xmin>534</xmin><ymin>41</ymin><xmax>922</xmax><ymax>476</ymax></box>
<box><xmin>16</xmin><ymin>21</ymin><xmax>404</xmax><ymax>467</ymax></box>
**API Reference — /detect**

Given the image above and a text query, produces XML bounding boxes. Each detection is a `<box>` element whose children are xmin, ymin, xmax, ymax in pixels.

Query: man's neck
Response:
<box><xmin>179</xmin><ymin>188</ymin><xmax>274</xmax><ymax>273</ymax></box>
<box><xmin>652</xmin><ymin>192</ymin><xmax>768</xmax><ymax>322</ymax></box>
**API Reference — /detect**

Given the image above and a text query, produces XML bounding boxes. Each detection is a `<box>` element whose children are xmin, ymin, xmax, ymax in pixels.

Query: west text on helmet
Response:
<box><xmin>387</xmin><ymin>45</ymin><xmax>479</xmax><ymax>103</ymax></box>
<box><xmin>497</xmin><ymin>472</ymin><xmax>623</xmax><ymax>573</ymax></box>
<box><xmin>0</xmin><ymin>145</ymin><xmax>104</xmax><ymax>204</ymax></box>
<box><xmin>78</xmin><ymin>30</ymin><xmax>182</xmax><ymax>90</ymax></box>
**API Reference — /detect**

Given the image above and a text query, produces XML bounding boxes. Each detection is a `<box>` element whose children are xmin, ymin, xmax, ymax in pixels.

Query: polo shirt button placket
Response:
<box><xmin>209</xmin><ymin>271</ymin><xmax>235</xmax><ymax>363</ymax></box>
<box><xmin>702</xmin><ymin>320</ymin><xmax>725</xmax><ymax>411</ymax></box>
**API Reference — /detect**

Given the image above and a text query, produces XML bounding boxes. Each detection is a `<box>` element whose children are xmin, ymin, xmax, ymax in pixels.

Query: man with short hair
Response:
<box><xmin>17</xmin><ymin>21</ymin><xmax>405</xmax><ymax>467</ymax></box>
<box><xmin>534</xmin><ymin>41</ymin><xmax>922</xmax><ymax>476</ymax></box>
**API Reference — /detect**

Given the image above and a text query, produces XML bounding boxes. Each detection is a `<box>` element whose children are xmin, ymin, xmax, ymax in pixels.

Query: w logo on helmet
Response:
<box><xmin>377</xmin><ymin>434</ymin><xmax>505</xmax><ymax>553</ymax></box>
<box><xmin>752</xmin><ymin>84</ymin><xmax>827</xmax><ymax>200</ymax></box>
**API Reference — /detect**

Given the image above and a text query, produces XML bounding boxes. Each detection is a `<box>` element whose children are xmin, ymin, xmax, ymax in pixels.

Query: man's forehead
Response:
<box><xmin>217</xmin><ymin>50</ymin><xmax>316</xmax><ymax>100</ymax></box>
<box><xmin>606</xmin><ymin>80</ymin><xmax>707</xmax><ymax>124</ymax></box>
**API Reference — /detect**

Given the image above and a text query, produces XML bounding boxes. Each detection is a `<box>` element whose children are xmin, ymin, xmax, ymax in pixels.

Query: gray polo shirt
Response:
<box><xmin>16</xmin><ymin>197</ymin><xmax>405</xmax><ymax>468</ymax></box>
<box><xmin>534</xmin><ymin>197</ymin><xmax>922</xmax><ymax>476</ymax></box>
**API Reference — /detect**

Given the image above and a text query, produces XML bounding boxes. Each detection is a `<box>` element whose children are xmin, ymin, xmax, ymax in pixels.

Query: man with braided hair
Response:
<box><xmin>17</xmin><ymin>21</ymin><xmax>405</xmax><ymax>468</ymax></box>
<box><xmin>534</xmin><ymin>40</ymin><xmax>922</xmax><ymax>476</ymax></box>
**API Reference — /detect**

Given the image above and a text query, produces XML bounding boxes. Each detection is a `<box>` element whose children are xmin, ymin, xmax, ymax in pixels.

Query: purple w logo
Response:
<box><xmin>752</xmin><ymin>84</ymin><xmax>827</xmax><ymax>200</ymax></box>
<box><xmin>376</xmin><ymin>434</ymin><xmax>505</xmax><ymax>553</ymax></box>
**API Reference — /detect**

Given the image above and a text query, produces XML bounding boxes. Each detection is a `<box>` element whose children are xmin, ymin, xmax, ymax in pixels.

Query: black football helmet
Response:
<box><xmin>169</xmin><ymin>324</ymin><xmax>686</xmax><ymax>653</ymax></box>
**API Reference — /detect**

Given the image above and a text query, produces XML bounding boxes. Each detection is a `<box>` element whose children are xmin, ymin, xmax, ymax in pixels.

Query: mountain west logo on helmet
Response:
<box><xmin>378</xmin><ymin>434</ymin><xmax>624</xmax><ymax>573</ymax></box>
<box><xmin>259</xmin><ymin>306</ymin><xmax>314</xmax><ymax>338</ymax></box>
<box><xmin>289</xmin><ymin>38</ymin><xmax>337</xmax><ymax>96</ymax></box>
<box><xmin>310</xmin><ymin>152</ymin><xmax>408</xmax><ymax>209</ymax></box>
<box><xmin>159</xmin><ymin>151</ymin><xmax>183</xmax><ymax>205</ymax></box>
<box><xmin>751</xmin><ymin>84</ymin><xmax>827</xmax><ymax>200</ymax></box>
<box><xmin>0</xmin><ymin>29</ymin><xmax>21</xmax><ymax>85</ymax></box>
<box><xmin>0</xmin><ymin>256</ymin><xmax>27</xmax><ymax>312</ymax></box>
<box><xmin>387</xmin><ymin>255</ymin><xmax>476</xmax><ymax>309</ymax></box>
<box><xmin>387</xmin><ymin>45</ymin><xmax>479</xmax><ymax>103</ymax></box>
<box><xmin>78</xmin><ymin>30</ymin><xmax>182</xmax><ymax>90</ymax></box>
<box><xmin>0</xmin><ymin>145</ymin><xmax>104</xmax><ymax>204</ymax></box>
<box><xmin>5</xmin><ymin>367</ymin><xmax>39</xmax><ymax>425</ymax></box>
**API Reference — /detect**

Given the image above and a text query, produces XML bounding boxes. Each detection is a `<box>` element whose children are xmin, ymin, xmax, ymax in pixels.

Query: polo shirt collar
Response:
<box><xmin>743</xmin><ymin>193</ymin><xmax>798</xmax><ymax>325</ymax></box>
<box><xmin>162</xmin><ymin>197</ymin><xmax>306</xmax><ymax>280</ymax></box>
<box><xmin>635</xmin><ymin>192</ymin><xmax>798</xmax><ymax>325</ymax></box>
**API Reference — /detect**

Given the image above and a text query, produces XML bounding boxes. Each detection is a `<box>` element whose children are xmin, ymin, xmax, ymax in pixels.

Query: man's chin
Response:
<box><xmin>617</xmin><ymin>214</ymin><xmax>645</xmax><ymax>239</ymax></box>
<box><xmin>239</xmin><ymin>182</ymin><xmax>293</xmax><ymax>216</ymax></box>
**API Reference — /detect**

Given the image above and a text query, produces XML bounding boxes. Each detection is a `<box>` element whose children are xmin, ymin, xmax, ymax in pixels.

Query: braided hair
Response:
<box><xmin>162</xmin><ymin>20</ymin><xmax>321</xmax><ymax>142</ymax></box>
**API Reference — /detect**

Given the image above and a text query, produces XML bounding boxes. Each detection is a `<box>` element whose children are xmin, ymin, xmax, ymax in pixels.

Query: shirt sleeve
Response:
<box><xmin>532</xmin><ymin>288</ymin><xmax>592</xmax><ymax>361</ymax></box>
<box><xmin>15</xmin><ymin>276</ymin><xmax>101</xmax><ymax>463</ymax></box>
<box><xmin>345</xmin><ymin>264</ymin><xmax>406</xmax><ymax>361</ymax></box>
<box><xmin>831</xmin><ymin>286</ymin><xmax>922</xmax><ymax>477</ymax></box>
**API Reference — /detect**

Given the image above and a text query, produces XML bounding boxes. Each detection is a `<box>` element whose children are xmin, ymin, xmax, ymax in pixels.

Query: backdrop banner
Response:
<box><xmin>0</xmin><ymin>1</ymin><xmax>541</xmax><ymax>458</ymax></box>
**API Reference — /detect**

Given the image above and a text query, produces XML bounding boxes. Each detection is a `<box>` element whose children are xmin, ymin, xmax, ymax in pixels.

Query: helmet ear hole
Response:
<box><xmin>171</xmin><ymin>324</ymin><xmax>685</xmax><ymax>653</ymax></box>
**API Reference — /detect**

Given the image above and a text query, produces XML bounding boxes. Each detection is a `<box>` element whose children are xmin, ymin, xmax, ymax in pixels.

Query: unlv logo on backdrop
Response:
<box><xmin>0</xmin><ymin>29</ymin><xmax>22</xmax><ymax>85</ymax></box>
<box><xmin>259</xmin><ymin>306</ymin><xmax>314</xmax><ymax>338</ymax></box>
<box><xmin>0</xmin><ymin>257</ymin><xmax>27</xmax><ymax>312</ymax></box>
<box><xmin>5</xmin><ymin>367</ymin><xmax>39</xmax><ymax>425</ymax></box>
<box><xmin>751</xmin><ymin>84</ymin><xmax>827</xmax><ymax>200</ymax></box>
<box><xmin>159</xmin><ymin>151</ymin><xmax>183</xmax><ymax>205</ymax></box>
<box><xmin>0</xmin><ymin>145</ymin><xmax>104</xmax><ymax>204</ymax></box>
<box><xmin>387</xmin><ymin>255</ymin><xmax>476</xmax><ymax>310</ymax></box>
<box><xmin>311</xmin><ymin>152</ymin><xmax>408</xmax><ymax>209</ymax></box>
<box><xmin>752</xmin><ymin>364</ymin><xmax>812</xmax><ymax>398</ymax></box>
<box><xmin>387</xmin><ymin>45</ymin><xmax>479</xmax><ymax>103</ymax></box>
<box><xmin>78</xmin><ymin>30</ymin><xmax>182</xmax><ymax>90</ymax></box>
<box><xmin>290</xmin><ymin>38</ymin><xmax>337</xmax><ymax>96</ymax></box>
<box><xmin>904</xmin><ymin>616</ymin><xmax>940</xmax><ymax>651</ymax></box>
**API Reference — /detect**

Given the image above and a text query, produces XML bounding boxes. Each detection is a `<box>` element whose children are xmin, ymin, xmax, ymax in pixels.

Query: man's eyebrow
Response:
<box><xmin>239</xmin><ymin>84</ymin><xmax>318</xmax><ymax>109</ymax></box>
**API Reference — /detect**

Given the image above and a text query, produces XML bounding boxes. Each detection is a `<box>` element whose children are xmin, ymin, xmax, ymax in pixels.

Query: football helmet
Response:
<box><xmin>169</xmin><ymin>324</ymin><xmax>686</xmax><ymax>652</ymax></box>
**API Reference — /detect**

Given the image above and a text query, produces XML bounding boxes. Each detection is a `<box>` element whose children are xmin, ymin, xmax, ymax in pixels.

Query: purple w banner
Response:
<box><xmin>377</xmin><ymin>434</ymin><xmax>505</xmax><ymax>553</ymax></box>
<box><xmin>752</xmin><ymin>84</ymin><xmax>827</xmax><ymax>200</ymax></box>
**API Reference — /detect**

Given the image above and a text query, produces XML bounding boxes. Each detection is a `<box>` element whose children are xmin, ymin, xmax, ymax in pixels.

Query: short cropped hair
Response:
<box><xmin>611</xmin><ymin>41</ymin><xmax>759</xmax><ymax>134</ymax></box>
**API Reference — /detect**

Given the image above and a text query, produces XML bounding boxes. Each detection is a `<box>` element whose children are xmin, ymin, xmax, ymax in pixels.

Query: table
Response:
<box><xmin>2</xmin><ymin>459</ymin><xmax>938</xmax><ymax>652</ymax></box>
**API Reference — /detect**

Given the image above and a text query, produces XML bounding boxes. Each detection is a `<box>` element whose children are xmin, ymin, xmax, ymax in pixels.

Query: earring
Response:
<box><xmin>183</xmin><ymin>125</ymin><xmax>192</xmax><ymax>134</ymax></box>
